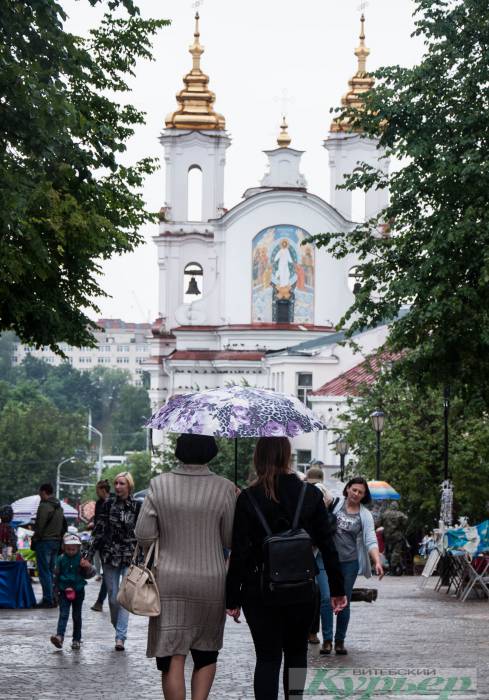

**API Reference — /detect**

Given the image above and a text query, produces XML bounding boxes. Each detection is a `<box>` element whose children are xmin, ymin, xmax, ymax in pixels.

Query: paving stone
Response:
<box><xmin>0</xmin><ymin>576</ymin><xmax>487</xmax><ymax>698</ymax></box>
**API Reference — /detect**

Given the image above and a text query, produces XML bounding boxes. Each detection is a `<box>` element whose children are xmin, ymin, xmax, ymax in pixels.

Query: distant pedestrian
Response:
<box><xmin>88</xmin><ymin>479</ymin><xmax>111</xmax><ymax>612</ymax></box>
<box><xmin>304</xmin><ymin>466</ymin><xmax>335</xmax><ymax>647</ymax></box>
<box><xmin>226</xmin><ymin>437</ymin><xmax>346</xmax><ymax>700</ymax></box>
<box><xmin>50</xmin><ymin>533</ymin><xmax>96</xmax><ymax>650</ymax></box>
<box><xmin>87</xmin><ymin>472</ymin><xmax>141</xmax><ymax>651</ymax></box>
<box><xmin>380</xmin><ymin>502</ymin><xmax>408</xmax><ymax>575</ymax></box>
<box><xmin>31</xmin><ymin>483</ymin><xmax>66</xmax><ymax>608</ymax></box>
<box><xmin>321</xmin><ymin>477</ymin><xmax>384</xmax><ymax>656</ymax></box>
<box><xmin>135</xmin><ymin>434</ymin><xmax>236</xmax><ymax>700</ymax></box>
<box><xmin>0</xmin><ymin>505</ymin><xmax>17</xmax><ymax>557</ymax></box>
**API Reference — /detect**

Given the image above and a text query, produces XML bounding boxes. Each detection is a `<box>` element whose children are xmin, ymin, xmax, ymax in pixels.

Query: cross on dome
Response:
<box><xmin>329</xmin><ymin>13</ymin><xmax>375</xmax><ymax>133</ymax></box>
<box><xmin>165</xmin><ymin>11</ymin><xmax>226</xmax><ymax>131</ymax></box>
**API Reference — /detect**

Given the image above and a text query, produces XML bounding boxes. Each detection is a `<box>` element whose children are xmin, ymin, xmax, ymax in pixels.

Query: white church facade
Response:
<box><xmin>144</xmin><ymin>14</ymin><xmax>390</xmax><ymax>469</ymax></box>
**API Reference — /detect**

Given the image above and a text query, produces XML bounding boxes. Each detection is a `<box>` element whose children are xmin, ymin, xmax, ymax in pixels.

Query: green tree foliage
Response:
<box><xmin>0</xmin><ymin>346</ymin><xmax>150</xmax><ymax>502</ymax></box>
<box><xmin>341</xmin><ymin>363</ymin><xmax>489</xmax><ymax>534</ymax></box>
<box><xmin>0</xmin><ymin>1</ymin><xmax>169</xmax><ymax>351</ymax></box>
<box><xmin>0</xmin><ymin>397</ymin><xmax>87</xmax><ymax>503</ymax></box>
<box><xmin>311</xmin><ymin>0</ymin><xmax>489</xmax><ymax>403</ymax></box>
<box><xmin>159</xmin><ymin>433</ymin><xmax>256</xmax><ymax>487</ymax></box>
<box><xmin>82</xmin><ymin>451</ymin><xmax>153</xmax><ymax>500</ymax></box>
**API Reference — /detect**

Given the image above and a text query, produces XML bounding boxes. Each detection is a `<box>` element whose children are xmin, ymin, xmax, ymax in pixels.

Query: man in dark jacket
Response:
<box><xmin>32</xmin><ymin>483</ymin><xmax>65</xmax><ymax>607</ymax></box>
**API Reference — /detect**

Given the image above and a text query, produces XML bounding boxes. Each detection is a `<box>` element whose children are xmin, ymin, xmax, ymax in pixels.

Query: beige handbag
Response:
<box><xmin>117</xmin><ymin>542</ymin><xmax>160</xmax><ymax>616</ymax></box>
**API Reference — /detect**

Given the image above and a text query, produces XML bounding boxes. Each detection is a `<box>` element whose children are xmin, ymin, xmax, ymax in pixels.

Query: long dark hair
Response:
<box><xmin>251</xmin><ymin>437</ymin><xmax>292</xmax><ymax>502</ymax></box>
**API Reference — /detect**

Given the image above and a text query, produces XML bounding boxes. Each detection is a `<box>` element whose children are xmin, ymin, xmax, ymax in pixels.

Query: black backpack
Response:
<box><xmin>246</xmin><ymin>483</ymin><xmax>317</xmax><ymax>606</ymax></box>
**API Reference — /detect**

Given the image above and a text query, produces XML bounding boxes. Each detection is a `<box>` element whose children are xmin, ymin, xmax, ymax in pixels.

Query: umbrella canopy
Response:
<box><xmin>11</xmin><ymin>495</ymin><xmax>79</xmax><ymax>521</ymax></box>
<box><xmin>79</xmin><ymin>500</ymin><xmax>96</xmax><ymax>523</ymax></box>
<box><xmin>367</xmin><ymin>480</ymin><xmax>400</xmax><ymax>501</ymax></box>
<box><xmin>147</xmin><ymin>386</ymin><xmax>325</xmax><ymax>438</ymax></box>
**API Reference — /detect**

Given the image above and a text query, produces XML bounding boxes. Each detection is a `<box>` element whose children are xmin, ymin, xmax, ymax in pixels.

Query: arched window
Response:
<box><xmin>348</xmin><ymin>266</ymin><xmax>362</xmax><ymax>295</ymax></box>
<box><xmin>187</xmin><ymin>165</ymin><xmax>203</xmax><ymax>221</ymax></box>
<box><xmin>351</xmin><ymin>188</ymin><xmax>366</xmax><ymax>223</ymax></box>
<box><xmin>183</xmin><ymin>262</ymin><xmax>204</xmax><ymax>303</ymax></box>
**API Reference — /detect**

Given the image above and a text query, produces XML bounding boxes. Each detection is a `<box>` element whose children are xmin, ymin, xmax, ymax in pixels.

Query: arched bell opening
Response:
<box><xmin>183</xmin><ymin>262</ymin><xmax>204</xmax><ymax>304</ymax></box>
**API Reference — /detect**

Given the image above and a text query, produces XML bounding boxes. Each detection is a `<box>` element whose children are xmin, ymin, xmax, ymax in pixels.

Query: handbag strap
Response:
<box><xmin>132</xmin><ymin>540</ymin><xmax>159</xmax><ymax>569</ymax></box>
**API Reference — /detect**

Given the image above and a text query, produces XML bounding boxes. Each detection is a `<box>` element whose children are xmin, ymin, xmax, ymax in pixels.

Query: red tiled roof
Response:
<box><xmin>312</xmin><ymin>353</ymin><xmax>401</xmax><ymax>397</ymax></box>
<box><xmin>170</xmin><ymin>351</ymin><xmax>265</xmax><ymax>362</ymax></box>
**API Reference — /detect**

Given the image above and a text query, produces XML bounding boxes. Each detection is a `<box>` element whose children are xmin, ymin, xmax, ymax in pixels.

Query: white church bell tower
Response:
<box><xmin>324</xmin><ymin>15</ymin><xmax>389</xmax><ymax>222</ymax></box>
<box><xmin>154</xmin><ymin>13</ymin><xmax>231</xmax><ymax>331</ymax></box>
<box><xmin>161</xmin><ymin>13</ymin><xmax>230</xmax><ymax>223</ymax></box>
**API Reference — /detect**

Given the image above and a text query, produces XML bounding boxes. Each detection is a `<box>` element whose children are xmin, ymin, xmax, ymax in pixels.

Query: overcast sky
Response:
<box><xmin>64</xmin><ymin>0</ymin><xmax>423</xmax><ymax>323</ymax></box>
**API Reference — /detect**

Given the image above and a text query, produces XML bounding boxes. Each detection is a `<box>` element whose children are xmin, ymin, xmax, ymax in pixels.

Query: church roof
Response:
<box><xmin>165</xmin><ymin>14</ymin><xmax>226</xmax><ymax>131</ymax></box>
<box><xmin>311</xmin><ymin>352</ymin><xmax>402</xmax><ymax>397</ymax></box>
<box><xmin>330</xmin><ymin>14</ymin><xmax>375</xmax><ymax>134</ymax></box>
<box><xmin>170</xmin><ymin>350</ymin><xmax>264</xmax><ymax>362</ymax></box>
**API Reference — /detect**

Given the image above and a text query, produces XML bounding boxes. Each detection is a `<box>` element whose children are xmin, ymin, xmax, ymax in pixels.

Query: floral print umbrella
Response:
<box><xmin>147</xmin><ymin>386</ymin><xmax>325</xmax><ymax>438</ymax></box>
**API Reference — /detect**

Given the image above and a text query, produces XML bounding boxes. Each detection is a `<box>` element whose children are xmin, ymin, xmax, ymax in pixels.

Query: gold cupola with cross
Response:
<box><xmin>165</xmin><ymin>13</ymin><xmax>226</xmax><ymax>130</ymax></box>
<box><xmin>330</xmin><ymin>14</ymin><xmax>374</xmax><ymax>133</ymax></box>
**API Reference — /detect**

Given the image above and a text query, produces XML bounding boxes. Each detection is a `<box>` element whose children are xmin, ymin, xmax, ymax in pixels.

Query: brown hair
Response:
<box><xmin>96</xmin><ymin>479</ymin><xmax>110</xmax><ymax>493</ymax></box>
<box><xmin>251</xmin><ymin>437</ymin><xmax>292</xmax><ymax>502</ymax></box>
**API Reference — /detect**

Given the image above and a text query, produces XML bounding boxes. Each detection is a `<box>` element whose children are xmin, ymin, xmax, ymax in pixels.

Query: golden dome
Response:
<box><xmin>277</xmin><ymin>116</ymin><xmax>291</xmax><ymax>148</ymax></box>
<box><xmin>165</xmin><ymin>13</ymin><xmax>225</xmax><ymax>131</ymax></box>
<box><xmin>330</xmin><ymin>14</ymin><xmax>375</xmax><ymax>133</ymax></box>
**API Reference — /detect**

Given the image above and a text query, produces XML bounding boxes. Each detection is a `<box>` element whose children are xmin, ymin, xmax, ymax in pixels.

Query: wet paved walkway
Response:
<box><xmin>1</xmin><ymin>576</ymin><xmax>488</xmax><ymax>699</ymax></box>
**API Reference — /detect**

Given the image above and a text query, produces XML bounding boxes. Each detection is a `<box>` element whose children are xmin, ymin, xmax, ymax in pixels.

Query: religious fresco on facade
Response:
<box><xmin>251</xmin><ymin>225</ymin><xmax>314</xmax><ymax>324</ymax></box>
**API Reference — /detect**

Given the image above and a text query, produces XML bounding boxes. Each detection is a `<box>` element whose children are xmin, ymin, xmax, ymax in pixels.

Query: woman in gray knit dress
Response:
<box><xmin>135</xmin><ymin>434</ymin><xmax>236</xmax><ymax>700</ymax></box>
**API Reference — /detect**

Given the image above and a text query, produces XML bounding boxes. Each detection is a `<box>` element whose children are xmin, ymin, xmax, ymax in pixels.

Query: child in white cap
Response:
<box><xmin>50</xmin><ymin>533</ymin><xmax>96</xmax><ymax>650</ymax></box>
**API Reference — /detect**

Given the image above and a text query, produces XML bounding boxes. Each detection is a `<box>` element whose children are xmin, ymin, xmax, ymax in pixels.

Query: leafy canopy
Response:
<box><xmin>340</xmin><ymin>362</ymin><xmax>489</xmax><ymax>534</ymax></box>
<box><xmin>0</xmin><ymin>0</ymin><xmax>168</xmax><ymax>351</ymax></box>
<box><xmin>311</xmin><ymin>0</ymin><xmax>489</xmax><ymax>403</ymax></box>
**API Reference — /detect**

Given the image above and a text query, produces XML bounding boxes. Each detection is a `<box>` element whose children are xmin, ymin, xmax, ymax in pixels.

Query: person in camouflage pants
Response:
<box><xmin>380</xmin><ymin>502</ymin><xmax>408</xmax><ymax>575</ymax></box>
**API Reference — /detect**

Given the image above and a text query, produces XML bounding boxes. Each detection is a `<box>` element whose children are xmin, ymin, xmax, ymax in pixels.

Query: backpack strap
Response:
<box><xmin>329</xmin><ymin>496</ymin><xmax>340</xmax><ymax>513</ymax></box>
<box><xmin>245</xmin><ymin>489</ymin><xmax>272</xmax><ymax>537</ymax></box>
<box><xmin>292</xmin><ymin>482</ymin><xmax>308</xmax><ymax>530</ymax></box>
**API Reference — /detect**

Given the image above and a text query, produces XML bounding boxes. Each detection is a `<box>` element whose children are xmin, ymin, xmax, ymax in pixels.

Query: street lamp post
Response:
<box><xmin>56</xmin><ymin>456</ymin><xmax>75</xmax><ymax>499</ymax></box>
<box><xmin>86</xmin><ymin>423</ymin><xmax>103</xmax><ymax>480</ymax></box>
<box><xmin>335</xmin><ymin>437</ymin><xmax>349</xmax><ymax>482</ymax></box>
<box><xmin>370</xmin><ymin>410</ymin><xmax>385</xmax><ymax>480</ymax></box>
<box><xmin>443</xmin><ymin>386</ymin><xmax>450</xmax><ymax>481</ymax></box>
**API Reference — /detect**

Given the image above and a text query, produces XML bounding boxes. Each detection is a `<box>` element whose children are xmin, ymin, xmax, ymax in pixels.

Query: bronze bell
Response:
<box><xmin>186</xmin><ymin>276</ymin><xmax>200</xmax><ymax>295</ymax></box>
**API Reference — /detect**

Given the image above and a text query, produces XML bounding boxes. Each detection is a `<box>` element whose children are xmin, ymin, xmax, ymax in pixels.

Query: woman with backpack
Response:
<box><xmin>319</xmin><ymin>477</ymin><xmax>384</xmax><ymax>656</ymax></box>
<box><xmin>226</xmin><ymin>437</ymin><xmax>346</xmax><ymax>700</ymax></box>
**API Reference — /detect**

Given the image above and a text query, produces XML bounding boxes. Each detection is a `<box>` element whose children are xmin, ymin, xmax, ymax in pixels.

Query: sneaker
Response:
<box><xmin>308</xmin><ymin>633</ymin><xmax>320</xmax><ymax>645</ymax></box>
<box><xmin>91</xmin><ymin>601</ymin><xmax>103</xmax><ymax>612</ymax></box>
<box><xmin>334</xmin><ymin>640</ymin><xmax>348</xmax><ymax>655</ymax></box>
<box><xmin>320</xmin><ymin>640</ymin><xmax>332</xmax><ymax>655</ymax></box>
<box><xmin>95</xmin><ymin>575</ymin><xmax>102</xmax><ymax>582</ymax></box>
<box><xmin>50</xmin><ymin>635</ymin><xmax>63</xmax><ymax>649</ymax></box>
<box><xmin>115</xmin><ymin>640</ymin><xmax>125</xmax><ymax>651</ymax></box>
<box><xmin>71</xmin><ymin>640</ymin><xmax>81</xmax><ymax>650</ymax></box>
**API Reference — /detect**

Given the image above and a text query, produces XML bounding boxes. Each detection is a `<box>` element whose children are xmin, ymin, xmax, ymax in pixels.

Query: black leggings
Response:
<box><xmin>156</xmin><ymin>649</ymin><xmax>218</xmax><ymax>674</ymax></box>
<box><xmin>243</xmin><ymin>598</ymin><xmax>315</xmax><ymax>700</ymax></box>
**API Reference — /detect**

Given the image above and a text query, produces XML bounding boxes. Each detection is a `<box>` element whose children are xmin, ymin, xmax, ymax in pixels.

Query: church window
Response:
<box><xmin>187</xmin><ymin>165</ymin><xmax>203</xmax><ymax>221</ymax></box>
<box><xmin>296</xmin><ymin>372</ymin><xmax>312</xmax><ymax>408</ymax></box>
<box><xmin>351</xmin><ymin>189</ymin><xmax>366</xmax><ymax>223</ymax></box>
<box><xmin>276</xmin><ymin>299</ymin><xmax>291</xmax><ymax>323</ymax></box>
<box><xmin>183</xmin><ymin>262</ymin><xmax>204</xmax><ymax>303</ymax></box>
<box><xmin>296</xmin><ymin>450</ymin><xmax>312</xmax><ymax>473</ymax></box>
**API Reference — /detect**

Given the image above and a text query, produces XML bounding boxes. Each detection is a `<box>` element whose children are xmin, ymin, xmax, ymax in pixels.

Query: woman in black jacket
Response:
<box><xmin>226</xmin><ymin>437</ymin><xmax>346</xmax><ymax>700</ymax></box>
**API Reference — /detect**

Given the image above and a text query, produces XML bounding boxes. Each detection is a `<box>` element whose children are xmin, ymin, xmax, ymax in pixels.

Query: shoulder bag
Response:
<box><xmin>117</xmin><ymin>541</ymin><xmax>160</xmax><ymax>616</ymax></box>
